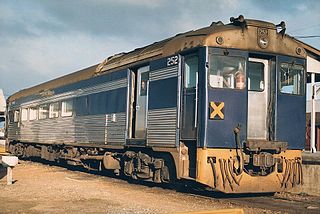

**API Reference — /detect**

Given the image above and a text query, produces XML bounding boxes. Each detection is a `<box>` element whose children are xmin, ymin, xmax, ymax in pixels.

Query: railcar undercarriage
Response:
<box><xmin>8</xmin><ymin>140</ymin><xmax>303</xmax><ymax>194</ymax></box>
<box><xmin>8</xmin><ymin>141</ymin><xmax>175</xmax><ymax>184</ymax></box>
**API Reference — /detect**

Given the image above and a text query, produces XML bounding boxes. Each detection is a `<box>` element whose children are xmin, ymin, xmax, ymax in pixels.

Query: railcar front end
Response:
<box><xmin>185</xmin><ymin>18</ymin><xmax>306</xmax><ymax>193</ymax></box>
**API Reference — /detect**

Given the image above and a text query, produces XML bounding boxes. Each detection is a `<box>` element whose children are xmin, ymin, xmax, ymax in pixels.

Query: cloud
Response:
<box><xmin>0</xmin><ymin>32</ymin><xmax>137</xmax><ymax>95</ymax></box>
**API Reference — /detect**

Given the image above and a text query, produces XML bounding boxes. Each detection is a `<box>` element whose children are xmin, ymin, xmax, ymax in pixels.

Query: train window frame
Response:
<box><xmin>61</xmin><ymin>100</ymin><xmax>73</xmax><ymax>117</ymax></box>
<box><xmin>8</xmin><ymin>111</ymin><xmax>14</xmax><ymax>123</ymax></box>
<box><xmin>21</xmin><ymin>108</ymin><xmax>28</xmax><ymax>121</ymax></box>
<box><xmin>208</xmin><ymin>55</ymin><xmax>246</xmax><ymax>90</ymax></box>
<box><xmin>49</xmin><ymin>102</ymin><xmax>60</xmax><ymax>118</ymax></box>
<box><xmin>184</xmin><ymin>55</ymin><xmax>199</xmax><ymax>89</ymax></box>
<box><xmin>39</xmin><ymin>104</ymin><xmax>49</xmax><ymax>120</ymax></box>
<box><xmin>29</xmin><ymin>107</ymin><xmax>37</xmax><ymax>121</ymax></box>
<box><xmin>248</xmin><ymin>61</ymin><xmax>265</xmax><ymax>92</ymax></box>
<box><xmin>279</xmin><ymin>63</ymin><xmax>305</xmax><ymax>95</ymax></box>
<box><xmin>140</xmin><ymin>71</ymin><xmax>149</xmax><ymax>96</ymax></box>
<box><xmin>14</xmin><ymin>109</ymin><xmax>20</xmax><ymax>123</ymax></box>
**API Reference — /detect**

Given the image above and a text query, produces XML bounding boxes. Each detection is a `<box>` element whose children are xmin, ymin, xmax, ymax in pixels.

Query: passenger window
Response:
<box><xmin>61</xmin><ymin>100</ymin><xmax>73</xmax><ymax>117</ymax></box>
<box><xmin>279</xmin><ymin>63</ymin><xmax>304</xmax><ymax>95</ymax></box>
<box><xmin>184</xmin><ymin>56</ymin><xmax>198</xmax><ymax>88</ymax></box>
<box><xmin>75</xmin><ymin>96</ymin><xmax>89</xmax><ymax>116</ymax></box>
<box><xmin>209</xmin><ymin>55</ymin><xmax>246</xmax><ymax>89</ymax></box>
<box><xmin>248</xmin><ymin>62</ymin><xmax>264</xmax><ymax>91</ymax></box>
<box><xmin>49</xmin><ymin>102</ymin><xmax>59</xmax><ymax>118</ymax></box>
<box><xmin>39</xmin><ymin>104</ymin><xmax>49</xmax><ymax>120</ymax></box>
<box><xmin>29</xmin><ymin>107</ymin><xmax>37</xmax><ymax>121</ymax></box>
<box><xmin>8</xmin><ymin>111</ymin><xmax>14</xmax><ymax>123</ymax></box>
<box><xmin>14</xmin><ymin>110</ymin><xmax>20</xmax><ymax>122</ymax></box>
<box><xmin>21</xmin><ymin>108</ymin><xmax>28</xmax><ymax>121</ymax></box>
<box><xmin>140</xmin><ymin>72</ymin><xmax>149</xmax><ymax>96</ymax></box>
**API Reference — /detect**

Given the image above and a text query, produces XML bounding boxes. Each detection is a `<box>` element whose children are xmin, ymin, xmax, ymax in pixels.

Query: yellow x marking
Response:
<box><xmin>210</xmin><ymin>102</ymin><xmax>225</xmax><ymax>119</ymax></box>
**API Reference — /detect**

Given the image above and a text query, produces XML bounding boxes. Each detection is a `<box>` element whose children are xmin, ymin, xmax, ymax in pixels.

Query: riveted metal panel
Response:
<box><xmin>150</xmin><ymin>65</ymin><xmax>178</xmax><ymax>81</ymax></box>
<box><xmin>147</xmin><ymin>107</ymin><xmax>177</xmax><ymax>147</ymax></box>
<box><xmin>14</xmin><ymin>112</ymin><xmax>126</xmax><ymax>145</ymax></box>
<box><xmin>17</xmin><ymin>117</ymin><xmax>76</xmax><ymax>144</ymax></box>
<box><xmin>74</xmin><ymin>115</ymin><xmax>106</xmax><ymax>143</ymax></box>
<box><xmin>105</xmin><ymin>112</ymin><xmax>126</xmax><ymax>144</ymax></box>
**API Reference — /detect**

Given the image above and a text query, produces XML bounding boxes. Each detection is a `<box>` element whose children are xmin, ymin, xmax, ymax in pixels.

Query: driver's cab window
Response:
<box><xmin>279</xmin><ymin>63</ymin><xmax>304</xmax><ymax>95</ymax></box>
<box><xmin>184</xmin><ymin>56</ymin><xmax>198</xmax><ymax>89</ymax></box>
<box><xmin>209</xmin><ymin>55</ymin><xmax>246</xmax><ymax>89</ymax></box>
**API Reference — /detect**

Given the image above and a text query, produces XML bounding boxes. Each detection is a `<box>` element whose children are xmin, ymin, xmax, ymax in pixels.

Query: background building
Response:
<box><xmin>0</xmin><ymin>89</ymin><xmax>6</xmax><ymax>153</ymax></box>
<box><xmin>303</xmin><ymin>43</ymin><xmax>320</xmax><ymax>152</ymax></box>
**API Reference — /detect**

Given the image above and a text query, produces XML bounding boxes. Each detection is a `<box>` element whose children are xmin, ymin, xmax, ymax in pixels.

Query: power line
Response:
<box><xmin>294</xmin><ymin>35</ymin><xmax>320</xmax><ymax>38</ymax></box>
<box><xmin>289</xmin><ymin>24</ymin><xmax>320</xmax><ymax>33</ymax></box>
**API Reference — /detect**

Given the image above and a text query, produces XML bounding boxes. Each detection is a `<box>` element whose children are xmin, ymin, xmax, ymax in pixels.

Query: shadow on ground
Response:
<box><xmin>0</xmin><ymin>166</ymin><xmax>6</xmax><ymax>180</ymax></box>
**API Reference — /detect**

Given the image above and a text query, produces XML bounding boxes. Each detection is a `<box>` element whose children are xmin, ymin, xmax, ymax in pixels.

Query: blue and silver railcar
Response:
<box><xmin>7</xmin><ymin>16</ymin><xmax>306</xmax><ymax>193</ymax></box>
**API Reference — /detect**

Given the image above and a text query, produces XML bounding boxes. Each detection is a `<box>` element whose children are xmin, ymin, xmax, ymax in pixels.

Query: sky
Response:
<box><xmin>0</xmin><ymin>0</ymin><xmax>319</xmax><ymax>97</ymax></box>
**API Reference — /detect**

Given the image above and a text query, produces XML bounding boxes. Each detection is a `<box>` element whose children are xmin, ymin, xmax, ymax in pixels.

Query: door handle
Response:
<box><xmin>136</xmin><ymin>106</ymin><xmax>140</xmax><ymax>111</ymax></box>
<box><xmin>194</xmin><ymin>72</ymin><xmax>198</xmax><ymax>128</ymax></box>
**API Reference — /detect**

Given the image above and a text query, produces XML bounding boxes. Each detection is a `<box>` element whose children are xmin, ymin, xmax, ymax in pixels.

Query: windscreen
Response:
<box><xmin>279</xmin><ymin>63</ymin><xmax>304</xmax><ymax>95</ymax></box>
<box><xmin>209</xmin><ymin>55</ymin><xmax>246</xmax><ymax>89</ymax></box>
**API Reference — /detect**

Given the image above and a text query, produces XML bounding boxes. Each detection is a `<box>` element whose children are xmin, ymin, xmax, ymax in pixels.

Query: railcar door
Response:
<box><xmin>134</xmin><ymin>66</ymin><xmax>149</xmax><ymax>139</ymax></box>
<box><xmin>180</xmin><ymin>54</ymin><xmax>199</xmax><ymax>178</ymax></box>
<box><xmin>247</xmin><ymin>58</ymin><xmax>269</xmax><ymax>139</ymax></box>
<box><xmin>181</xmin><ymin>55</ymin><xmax>199</xmax><ymax>139</ymax></box>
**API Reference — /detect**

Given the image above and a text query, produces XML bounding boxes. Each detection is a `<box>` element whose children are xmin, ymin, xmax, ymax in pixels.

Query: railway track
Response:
<box><xmin>6</xmin><ymin>159</ymin><xmax>319</xmax><ymax>213</ymax></box>
<box><xmin>229</xmin><ymin>195</ymin><xmax>319</xmax><ymax>214</ymax></box>
<box><xmin>101</xmin><ymin>173</ymin><xmax>320</xmax><ymax>213</ymax></box>
<box><xmin>34</xmin><ymin>160</ymin><xmax>320</xmax><ymax>213</ymax></box>
<box><xmin>177</xmin><ymin>185</ymin><xmax>320</xmax><ymax>214</ymax></box>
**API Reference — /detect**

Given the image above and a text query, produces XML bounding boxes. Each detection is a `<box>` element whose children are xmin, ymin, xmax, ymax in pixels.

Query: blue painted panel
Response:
<box><xmin>206</xmin><ymin>89</ymin><xmax>247</xmax><ymax>148</ymax></box>
<box><xmin>54</xmin><ymin>69</ymin><xmax>127</xmax><ymax>94</ymax></box>
<box><xmin>276</xmin><ymin>94</ymin><xmax>305</xmax><ymax>149</ymax></box>
<box><xmin>88</xmin><ymin>92</ymin><xmax>108</xmax><ymax>115</ymax></box>
<box><xmin>86</xmin><ymin>88</ymin><xmax>127</xmax><ymax>115</ymax></box>
<box><xmin>75</xmin><ymin>96</ymin><xmax>89</xmax><ymax>116</ymax></box>
<box><xmin>150</xmin><ymin>57</ymin><xmax>168</xmax><ymax>71</ymax></box>
<box><xmin>13</xmin><ymin>69</ymin><xmax>127</xmax><ymax>105</ymax></box>
<box><xmin>203</xmin><ymin>48</ymin><xmax>248</xmax><ymax>148</ymax></box>
<box><xmin>105</xmin><ymin>87</ymin><xmax>127</xmax><ymax>113</ymax></box>
<box><xmin>148</xmin><ymin>77</ymin><xmax>178</xmax><ymax>110</ymax></box>
<box><xmin>276</xmin><ymin>56</ymin><xmax>306</xmax><ymax>149</ymax></box>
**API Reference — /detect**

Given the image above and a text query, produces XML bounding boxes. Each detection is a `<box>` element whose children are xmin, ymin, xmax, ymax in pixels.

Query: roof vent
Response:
<box><xmin>210</xmin><ymin>21</ymin><xmax>224</xmax><ymax>27</ymax></box>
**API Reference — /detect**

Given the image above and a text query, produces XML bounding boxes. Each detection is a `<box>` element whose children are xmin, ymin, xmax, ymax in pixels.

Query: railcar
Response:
<box><xmin>6</xmin><ymin>16</ymin><xmax>306</xmax><ymax>193</ymax></box>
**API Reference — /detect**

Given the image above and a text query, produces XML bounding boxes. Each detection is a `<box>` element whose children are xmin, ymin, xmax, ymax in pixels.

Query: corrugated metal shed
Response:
<box><xmin>0</xmin><ymin>89</ymin><xmax>5</xmax><ymax>113</ymax></box>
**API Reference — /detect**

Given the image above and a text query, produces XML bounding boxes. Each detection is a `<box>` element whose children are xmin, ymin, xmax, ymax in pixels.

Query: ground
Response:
<box><xmin>0</xmin><ymin>160</ymin><xmax>319</xmax><ymax>214</ymax></box>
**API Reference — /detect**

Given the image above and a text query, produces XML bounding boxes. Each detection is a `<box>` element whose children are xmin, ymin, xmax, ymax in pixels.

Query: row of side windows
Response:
<box><xmin>10</xmin><ymin>90</ymin><xmax>125</xmax><ymax>123</ymax></box>
<box><xmin>12</xmin><ymin>100</ymin><xmax>73</xmax><ymax>123</ymax></box>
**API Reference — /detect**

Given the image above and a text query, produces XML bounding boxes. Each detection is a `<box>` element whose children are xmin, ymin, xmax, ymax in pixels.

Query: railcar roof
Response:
<box><xmin>8</xmin><ymin>17</ymin><xmax>317</xmax><ymax>102</ymax></box>
<box><xmin>8</xmin><ymin>21</ymin><xmax>226</xmax><ymax>102</ymax></box>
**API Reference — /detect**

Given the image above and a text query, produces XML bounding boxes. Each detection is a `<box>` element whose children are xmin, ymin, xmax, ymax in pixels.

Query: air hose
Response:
<box><xmin>233</xmin><ymin>125</ymin><xmax>244</xmax><ymax>175</ymax></box>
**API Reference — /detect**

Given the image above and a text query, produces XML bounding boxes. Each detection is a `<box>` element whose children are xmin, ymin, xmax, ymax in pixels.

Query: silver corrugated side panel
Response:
<box><xmin>147</xmin><ymin>107</ymin><xmax>177</xmax><ymax>147</ymax></box>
